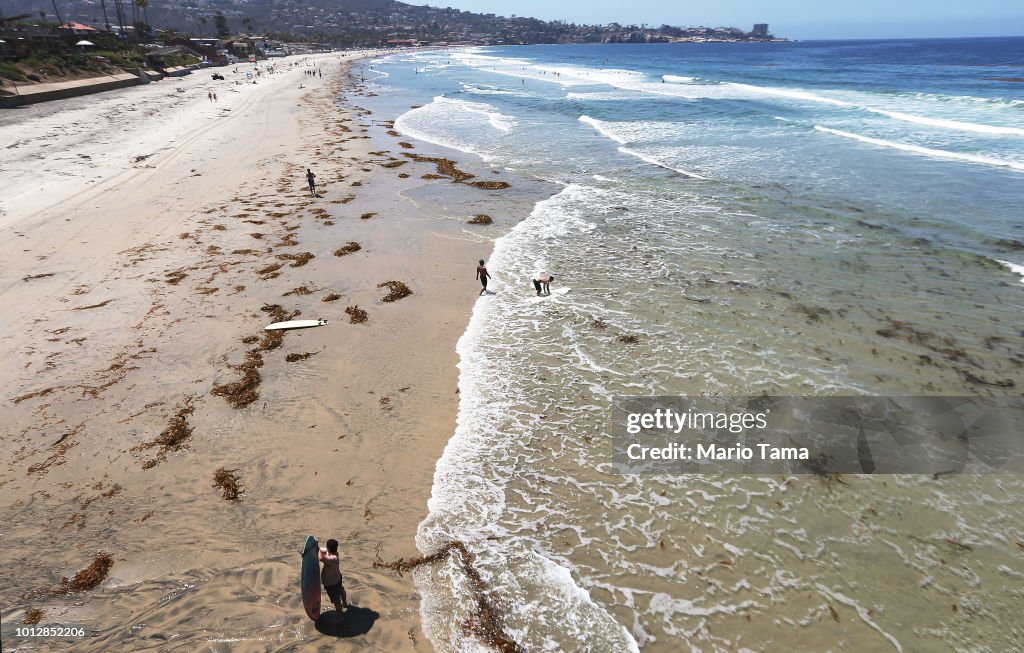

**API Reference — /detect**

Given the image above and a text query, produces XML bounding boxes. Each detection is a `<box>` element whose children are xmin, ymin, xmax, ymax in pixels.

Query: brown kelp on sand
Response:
<box><xmin>374</xmin><ymin>541</ymin><xmax>524</xmax><ymax>653</ymax></box>
<box><xmin>401</xmin><ymin>153</ymin><xmax>510</xmax><ymax>189</ymax></box>
<box><xmin>52</xmin><ymin>553</ymin><xmax>114</xmax><ymax>595</ymax></box>
<box><xmin>334</xmin><ymin>241</ymin><xmax>362</xmax><ymax>257</ymax></box>
<box><xmin>212</xmin><ymin>305</ymin><xmax>298</xmax><ymax>408</ymax></box>
<box><xmin>212</xmin><ymin>350</ymin><xmax>264</xmax><ymax>409</ymax></box>
<box><xmin>286</xmin><ymin>352</ymin><xmax>319</xmax><ymax>362</ymax></box>
<box><xmin>133</xmin><ymin>396</ymin><xmax>197</xmax><ymax>469</ymax></box>
<box><xmin>346</xmin><ymin>305</ymin><xmax>368</xmax><ymax>324</ymax></box>
<box><xmin>378</xmin><ymin>280</ymin><xmax>413</xmax><ymax>303</ymax></box>
<box><xmin>276</xmin><ymin>252</ymin><xmax>315</xmax><ymax>267</ymax></box>
<box><xmin>213</xmin><ymin>467</ymin><xmax>244</xmax><ymax>501</ymax></box>
<box><xmin>468</xmin><ymin>214</ymin><xmax>493</xmax><ymax>225</ymax></box>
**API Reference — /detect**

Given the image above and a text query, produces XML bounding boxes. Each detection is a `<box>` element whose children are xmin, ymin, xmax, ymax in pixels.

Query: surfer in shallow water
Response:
<box><xmin>319</xmin><ymin>538</ymin><xmax>348</xmax><ymax>617</ymax></box>
<box><xmin>476</xmin><ymin>259</ymin><xmax>491</xmax><ymax>296</ymax></box>
<box><xmin>533</xmin><ymin>274</ymin><xmax>554</xmax><ymax>296</ymax></box>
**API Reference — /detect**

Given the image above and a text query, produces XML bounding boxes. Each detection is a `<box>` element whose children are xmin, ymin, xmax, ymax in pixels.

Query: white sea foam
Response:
<box><xmin>864</xmin><ymin>108</ymin><xmax>1024</xmax><ymax>135</ymax></box>
<box><xmin>997</xmin><ymin>260</ymin><xmax>1024</xmax><ymax>285</ymax></box>
<box><xmin>393</xmin><ymin>96</ymin><xmax>517</xmax><ymax>157</ymax></box>
<box><xmin>814</xmin><ymin>125</ymin><xmax>1024</xmax><ymax>171</ymax></box>
<box><xmin>617</xmin><ymin>147</ymin><xmax>710</xmax><ymax>180</ymax></box>
<box><xmin>578</xmin><ymin>115</ymin><xmax>629</xmax><ymax>144</ymax></box>
<box><xmin>727</xmin><ymin>82</ymin><xmax>854</xmax><ymax>107</ymax></box>
<box><xmin>418</xmin><ymin>185</ymin><xmax>639</xmax><ymax>652</ymax></box>
<box><xmin>446</xmin><ymin>51</ymin><xmax>1024</xmax><ymax>145</ymax></box>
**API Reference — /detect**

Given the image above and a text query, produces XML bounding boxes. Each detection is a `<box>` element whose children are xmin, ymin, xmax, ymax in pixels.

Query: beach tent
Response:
<box><xmin>76</xmin><ymin>40</ymin><xmax>95</xmax><ymax>47</ymax></box>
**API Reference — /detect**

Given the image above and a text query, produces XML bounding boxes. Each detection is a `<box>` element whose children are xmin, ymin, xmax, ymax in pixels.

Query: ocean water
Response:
<box><xmin>363</xmin><ymin>40</ymin><xmax>1024</xmax><ymax>652</ymax></box>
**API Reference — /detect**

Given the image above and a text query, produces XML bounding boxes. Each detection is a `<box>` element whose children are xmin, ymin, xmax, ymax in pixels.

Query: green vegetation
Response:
<box><xmin>0</xmin><ymin>62</ymin><xmax>27</xmax><ymax>83</ymax></box>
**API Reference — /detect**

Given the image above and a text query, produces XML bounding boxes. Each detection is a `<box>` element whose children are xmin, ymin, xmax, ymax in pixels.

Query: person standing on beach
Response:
<box><xmin>476</xmin><ymin>259</ymin><xmax>491</xmax><ymax>296</ymax></box>
<box><xmin>306</xmin><ymin>168</ymin><xmax>317</xmax><ymax>196</ymax></box>
<box><xmin>207</xmin><ymin>91</ymin><xmax>213</xmax><ymax>102</ymax></box>
<box><xmin>533</xmin><ymin>274</ymin><xmax>554</xmax><ymax>296</ymax></box>
<box><xmin>318</xmin><ymin>539</ymin><xmax>348</xmax><ymax>616</ymax></box>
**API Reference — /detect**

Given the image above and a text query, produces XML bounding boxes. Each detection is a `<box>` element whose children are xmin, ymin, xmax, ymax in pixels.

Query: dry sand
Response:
<box><xmin>0</xmin><ymin>52</ymin><xmax>517</xmax><ymax>651</ymax></box>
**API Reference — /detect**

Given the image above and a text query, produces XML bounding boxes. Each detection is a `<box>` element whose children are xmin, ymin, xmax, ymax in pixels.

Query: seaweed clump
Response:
<box><xmin>378</xmin><ymin>281</ymin><xmax>412</xmax><ymax>303</ymax></box>
<box><xmin>346</xmin><ymin>305</ymin><xmax>368</xmax><ymax>324</ymax></box>
<box><xmin>23</xmin><ymin>607</ymin><xmax>44</xmax><ymax>624</ymax></box>
<box><xmin>212</xmin><ymin>351</ymin><xmax>263</xmax><ymax>409</ymax></box>
<box><xmin>334</xmin><ymin>242</ymin><xmax>362</xmax><ymax>257</ymax></box>
<box><xmin>322</xmin><ymin>293</ymin><xmax>342</xmax><ymax>302</ymax></box>
<box><xmin>256</xmin><ymin>263</ymin><xmax>283</xmax><ymax>277</ymax></box>
<box><xmin>54</xmin><ymin>553</ymin><xmax>114</xmax><ymax>595</ymax></box>
<box><xmin>617</xmin><ymin>334</ymin><xmax>640</xmax><ymax>344</ymax></box>
<box><xmin>467</xmin><ymin>214</ymin><xmax>493</xmax><ymax>225</ymax></box>
<box><xmin>276</xmin><ymin>252</ymin><xmax>315</xmax><ymax>268</ymax></box>
<box><xmin>213</xmin><ymin>467</ymin><xmax>243</xmax><ymax>501</ymax></box>
<box><xmin>374</xmin><ymin>541</ymin><xmax>524</xmax><ymax>653</ymax></box>
<box><xmin>286</xmin><ymin>352</ymin><xmax>319</xmax><ymax>362</ymax></box>
<box><xmin>360</xmin><ymin>212</ymin><xmax>377</xmax><ymax>220</ymax></box>
<box><xmin>403</xmin><ymin>153</ymin><xmax>476</xmax><ymax>182</ymax></box>
<box><xmin>468</xmin><ymin>181</ymin><xmax>511</xmax><ymax>190</ymax></box>
<box><xmin>133</xmin><ymin>396</ymin><xmax>196</xmax><ymax>469</ymax></box>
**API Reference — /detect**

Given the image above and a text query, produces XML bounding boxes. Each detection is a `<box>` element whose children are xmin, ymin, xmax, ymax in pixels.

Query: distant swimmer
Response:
<box><xmin>533</xmin><ymin>274</ymin><xmax>554</xmax><ymax>296</ymax></box>
<box><xmin>476</xmin><ymin>259</ymin><xmax>491</xmax><ymax>296</ymax></box>
<box><xmin>306</xmin><ymin>168</ymin><xmax>317</xmax><ymax>196</ymax></box>
<box><xmin>319</xmin><ymin>538</ymin><xmax>348</xmax><ymax>617</ymax></box>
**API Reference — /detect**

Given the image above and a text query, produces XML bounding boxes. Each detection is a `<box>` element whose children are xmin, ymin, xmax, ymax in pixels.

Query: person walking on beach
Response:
<box><xmin>306</xmin><ymin>168</ymin><xmax>317</xmax><ymax>196</ymax></box>
<box><xmin>208</xmin><ymin>91</ymin><xmax>213</xmax><ymax>102</ymax></box>
<box><xmin>476</xmin><ymin>259</ymin><xmax>491</xmax><ymax>296</ymax></box>
<box><xmin>533</xmin><ymin>274</ymin><xmax>554</xmax><ymax>296</ymax></box>
<box><xmin>319</xmin><ymin>539</ymin><xmax>348</xmax><ymax>616</ymax></box>
<box><xmin>213</xmin><ymin>92</ymin><xmax>217</xmax><ymax>102</ymax></box>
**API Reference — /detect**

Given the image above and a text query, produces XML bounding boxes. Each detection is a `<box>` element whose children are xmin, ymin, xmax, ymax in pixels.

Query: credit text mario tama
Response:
<box><xmin>611</xmin><ymin>396</ymin><xmax>1024</xmax><ymax>475</ymax></box>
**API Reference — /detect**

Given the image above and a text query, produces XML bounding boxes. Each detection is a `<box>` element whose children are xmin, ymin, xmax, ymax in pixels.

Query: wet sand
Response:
<box><xmin>0</xmin><ymin>53</ymin><xmax>517</xmax><ymax>651</ymax></box>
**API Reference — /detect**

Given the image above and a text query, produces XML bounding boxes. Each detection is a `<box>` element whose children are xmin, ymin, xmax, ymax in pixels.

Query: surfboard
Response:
<box><xmin>527</xmin><ymin>287</ymin><xmax>571</xmax><ymax>302</ymax></box>
<box><xmin>265</xmin><ymin>318</ymin><xmax>328</xmax><ymax>331</ymax></box>
<box><xmin>300</xmin><ymin>535</ymin><xmax>321</xmax><ymax>621</ymax></box>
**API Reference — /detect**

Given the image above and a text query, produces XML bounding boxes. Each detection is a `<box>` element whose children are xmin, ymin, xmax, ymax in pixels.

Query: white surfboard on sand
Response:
<box><xmin>264</xmin><ymin>318</ymin><xmax>328</xmax><ymax>331</ymax></box>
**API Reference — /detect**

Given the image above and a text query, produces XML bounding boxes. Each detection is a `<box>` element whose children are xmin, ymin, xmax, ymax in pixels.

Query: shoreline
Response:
<box><xmin>0</xmin><ymin>47</ymin><xmax>545</xmax><ymax>651</ymax></box>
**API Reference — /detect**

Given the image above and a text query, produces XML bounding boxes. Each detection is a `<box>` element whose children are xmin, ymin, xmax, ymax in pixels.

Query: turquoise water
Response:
<box><xmin>363</xmin><ymin>40</ymin><xmax>1024</xmax><ymax>652</ymax></box>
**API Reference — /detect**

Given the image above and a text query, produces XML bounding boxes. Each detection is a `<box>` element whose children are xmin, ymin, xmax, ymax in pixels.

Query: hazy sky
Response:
<box><xmin>406</xmin><ymin>0</ymin><xmax>1024</xmax><ymax>39</ymax></box>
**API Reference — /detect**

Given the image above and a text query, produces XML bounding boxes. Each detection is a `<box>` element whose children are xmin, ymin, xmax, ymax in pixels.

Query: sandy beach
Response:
<box><xmin>0</xmin><ymin>51</ymin><xmax>522</xmax><ymax>651</ymax></box>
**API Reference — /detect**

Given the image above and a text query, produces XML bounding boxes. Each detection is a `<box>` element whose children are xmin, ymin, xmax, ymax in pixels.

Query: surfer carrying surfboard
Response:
<box><xmin>319</xmin><ymin>539</ymin><xmax>348</xmax><ymax>615</ymax></box>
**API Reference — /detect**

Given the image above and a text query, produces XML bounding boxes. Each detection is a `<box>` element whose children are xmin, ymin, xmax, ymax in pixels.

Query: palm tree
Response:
<box><xmin>99</xmin><ymin>0</ymin><xmax>111</xmax><ymax>32</ymax></box>
<box><xmin>50</xmin><ymin>0</ymin><xmax>65</xmax><ymax>29</ymax></box>
<box><xmin>135</xmin><ymin>0</ymin><xmax>150</xmax><ymax>34</ymax></box>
